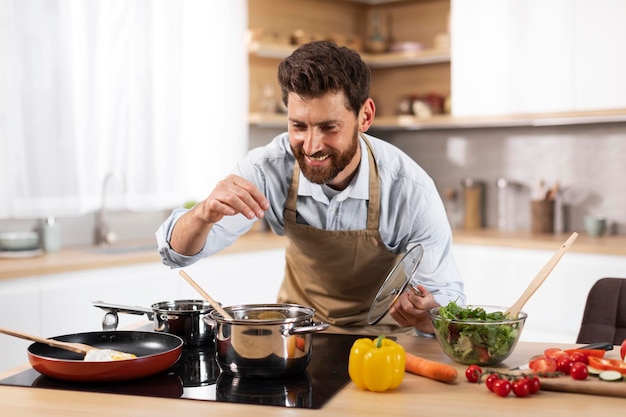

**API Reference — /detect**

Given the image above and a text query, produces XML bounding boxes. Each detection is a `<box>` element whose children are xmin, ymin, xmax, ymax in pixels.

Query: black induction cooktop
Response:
<box><xmin>0</xmin><ymin>333</ymin><xmax>361</xmax><ymax>409</ymax></box>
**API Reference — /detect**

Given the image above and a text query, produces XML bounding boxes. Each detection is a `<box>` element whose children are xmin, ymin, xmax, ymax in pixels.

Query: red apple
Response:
<box><xmin>621</xmin><ymin>339</ymin><xmax>626</xmax><ymax>361</ymax></box>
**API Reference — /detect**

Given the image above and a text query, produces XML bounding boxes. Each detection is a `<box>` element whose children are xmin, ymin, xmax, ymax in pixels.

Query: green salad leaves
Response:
<box><xmin>432</xmin><ymin>301</ymin><xmax>522</xmax><ymax>365</ymax></box>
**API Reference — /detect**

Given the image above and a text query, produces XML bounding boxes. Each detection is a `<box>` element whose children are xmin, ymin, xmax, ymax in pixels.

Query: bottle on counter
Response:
<box><xmin>40</xmin><ymin>216</ymin><xmax>61</xmax><ymax>252</ymax></box>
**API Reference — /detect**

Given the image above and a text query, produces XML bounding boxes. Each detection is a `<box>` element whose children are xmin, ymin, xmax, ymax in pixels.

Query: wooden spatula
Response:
<box><xmin>0</xmin><ymin>326</ymin><xmax>136</xmax><ymax>361</ymax></box>
<box><xmin>179</xmin><ymin>269</ymin><xmax>234</xmax><ymax>320</ymax></box>
<box><xmin>504</xmin><ymin>232</ymin><xmax>578</xmax><ymax>318</ymax></box>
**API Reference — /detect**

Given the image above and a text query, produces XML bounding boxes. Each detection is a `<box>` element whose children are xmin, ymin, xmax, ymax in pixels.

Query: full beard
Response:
<box><xmin>292</xmin><ymin>128</ymin><xmax>359</xmax><ymax>185</ymax></box>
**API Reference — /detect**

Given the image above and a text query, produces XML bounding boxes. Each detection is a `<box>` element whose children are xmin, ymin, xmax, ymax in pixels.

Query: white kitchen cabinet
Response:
<box><xmin>0</xmin><ymin>248</ymin><xmax>286</xmax><ymax>371</ymax></box>
<box><xmin>174</xmin><ymin>248</ymin><xmax>286</xmax><ymax>307</ymax></box>
<box><xmin>38</xmin><ymin>263</ymin><xmax>180</xmax><ymax>338</ymax></box>
<box><xmin>453</xmin><ymin>243</ymin><xmax>626</xmax><ymax>344</ymax></box>
<box><xmin>573</xmin><ymin>0</ymin><xmax>626</xmax><ymax>111</ymax></box>
<box><xmin>451</xmin><ymin>0</ymin><xmax>626</xmax><ymax>117</ymax></box>
<box><xmin>0</xmin><ymin>276</ymin><xmax>41</xmax><ymax>372</ymax></box>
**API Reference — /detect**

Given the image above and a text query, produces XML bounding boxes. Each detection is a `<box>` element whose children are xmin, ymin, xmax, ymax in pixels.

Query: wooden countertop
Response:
<box><xmin>0</xmin><ymin>336</ymin><xmax>623</xmax><ymax>417</ymax></box>
<box><xmin>452</xmin><ymin>229</ymin><xmax>626</xmax><ymax>257</ymax></box>
<box><xmin>1</xmin><ymin>229</ymin><xmax>624</xmax><ymax>282</ymax></box>
<box><xmin>0</xmin><ymin>233</ymin><xmax>289</xmax><ymax>281</ymax></box>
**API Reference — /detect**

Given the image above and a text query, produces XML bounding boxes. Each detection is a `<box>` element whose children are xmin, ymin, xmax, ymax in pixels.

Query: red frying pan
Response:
<box><xmin>26</xmin><ymin>331</ymin><xmax>184</xmax><ymax>382</ymax></box>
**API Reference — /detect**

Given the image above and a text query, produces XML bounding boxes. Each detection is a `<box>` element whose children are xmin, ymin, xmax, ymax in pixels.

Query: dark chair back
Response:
<box><xmin>577</xmin><ymin>277</ymin><xmax>626</xmax><ymax>345</ymax></box>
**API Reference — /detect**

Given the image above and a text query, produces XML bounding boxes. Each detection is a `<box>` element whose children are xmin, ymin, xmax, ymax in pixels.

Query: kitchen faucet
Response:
<box><xmin>94</xmin><ymin>172</ymin><xmax>122</xmax><ymax>246</ymax></box>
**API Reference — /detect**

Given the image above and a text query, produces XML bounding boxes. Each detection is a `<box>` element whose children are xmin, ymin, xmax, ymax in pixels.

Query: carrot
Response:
<box><xmin>405</xmin><ymin>352</ymin><xmax>458</xmax><ymax>383</ymax></box>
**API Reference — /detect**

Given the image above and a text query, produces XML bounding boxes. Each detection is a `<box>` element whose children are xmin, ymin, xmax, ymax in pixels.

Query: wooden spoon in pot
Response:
<box><xmin>504</xmin><ymin>232</ymin><xmax>578</xmax><ymax>318</ymax></box>
<box><xmin>179</xmin><ymin>270</ymin><xmax>234</xmax><ymax>320</ymax></box>
<box><xmin>0</xmin><ymin>326</ymin><xmax>137</xmax><ymax>361</ymax></box>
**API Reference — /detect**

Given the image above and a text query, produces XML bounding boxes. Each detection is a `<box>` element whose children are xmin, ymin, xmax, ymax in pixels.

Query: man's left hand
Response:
<box><xmin>388</xmin><ymin>284</ymin><xmax>438</xmax><ymax>334</ymax></box>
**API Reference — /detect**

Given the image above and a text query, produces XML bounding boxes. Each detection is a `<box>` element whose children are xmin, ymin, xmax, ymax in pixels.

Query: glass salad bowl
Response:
<box><xmin>429</xmin><ymin>303</ymin><xmax>527</xmax><ymax>366</ymax></box>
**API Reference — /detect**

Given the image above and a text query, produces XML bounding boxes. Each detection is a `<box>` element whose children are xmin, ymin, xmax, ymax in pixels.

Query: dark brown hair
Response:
<box><xmin>277</xmin><ymin>40</ymin><xmax>370</xmax><ymax>117</ymax></box>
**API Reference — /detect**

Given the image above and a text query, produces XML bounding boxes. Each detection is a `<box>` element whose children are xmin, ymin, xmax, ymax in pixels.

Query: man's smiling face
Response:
<box><xmin>287</xmin><ymin>91</ymin><xmax>362</xmax><ymax>190</ymax></box>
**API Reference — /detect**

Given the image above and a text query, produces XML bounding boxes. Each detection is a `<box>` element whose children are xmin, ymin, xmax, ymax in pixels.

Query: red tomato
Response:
<box><xmin>465</xmin><ymin>365</ymin><xmax>483</xmax><ymax>383</ymax></box>
<box><xmin>527</xmin><ymin>375</ymin><xmax>541</xmax><ymax>394</ymax></box>
<box><xmin>588</xmin><ymin>357</ymin><xmax>626</xmax><ymax>375</ymax></box>
<box><xmin>529</xmin><ymin>356</ymin><xmax>557</xmax><ymax>373</ymax></box>
<box><xmin>621</xmin><ymin>339</ymin><xmax>626</xmax><ymax>361</ymax></box>
<box><xmin>544</xmin><ymin>348</ymin><xmax>568</xmax><ymax>360</ymax></box>
<box><xmin>492</xmin><ymin>378</ymin><xmax>511</xmax><ymax>397</ymax></box>
<box><xmin>556</xmin><ymin>356</ymin><xmax>574</xmax><ymax>374</ymax></box>
<box><xmin>569</xmin><ymin>351</ymin><xmax>588</xmax><ymax>364</ymax></box>
<box><xmin>569</xmin><ymin>362</ymin><xmax>589</xmax><ymax>380</ymax></box>
<box><xmin>485</xmin><ymin>373</ymin><xmax>500</xmax><ymax>392</ymax></box>
<box><xmin>511</xmin><ymin>378</ymin><xmax>530</xmax><ymax>398</ymax></box>
<box><xmin>475</xmin><ymin>346</ymin><xmax>491</xmax><ymax>363</ymax></box>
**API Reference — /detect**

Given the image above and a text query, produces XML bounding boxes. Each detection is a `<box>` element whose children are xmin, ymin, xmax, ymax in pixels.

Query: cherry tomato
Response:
<box><xmin>544</xmin><ymin>348</ymin><xmax>568</xmax><ymax>360</ymax></box>
<box><xmin>527</xmin><ymin>375</ymin><xmax>541</xmax><ymax>394</ymax></box>
<box><xmin>465</xmin><ymin>365</ymin><xmax>483</xmax><ymax>383</ymax></box>
<box><xmin>475</xmin><ymin>346</ymin><xmax>491</xmax><ymax>363</ymax></box>
<box><xmin>569</xmin><ymin>351</ymin><xmax>588</xmax><ymax>365</ymax></box>
<box><xmin>529</xmin><ymin>356</ymin><xmax>557</xmax><ymax>373</ymax></box>
<box><xmin>485</xmin><ymin>373</ymin><xmax>500</xmax><ymax>392</ymax></box>
<box><xmin>556</xmin><ymin>356</ymin><xmax>574</xmax><ymax>374</ymax></box>
<box><xmin>569</xmin><ymin>362</ymin><xmax>589</xmax><ymax>380</ymax></box>
<box><xmin>511</xmin><ymin>378</ymin><xmax>530</xmax><ymax>398</ymax></box>
<box><xmin>492</xmin><ymin>378</ymin><xmax>511</xmax><ymax>397</ymax></box>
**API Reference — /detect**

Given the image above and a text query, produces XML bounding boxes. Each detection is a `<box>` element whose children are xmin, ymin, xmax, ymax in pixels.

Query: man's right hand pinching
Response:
<box><xmin>196</xmin><ymin>174</ymin><xmax>269</xmax><ymax>224</ymax></box>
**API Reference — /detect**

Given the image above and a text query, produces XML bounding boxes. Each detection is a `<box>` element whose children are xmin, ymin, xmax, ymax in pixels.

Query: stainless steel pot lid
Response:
<box><xmin>367</xmin><ymin>244</ymin><xmax>424</xmax><ymax>325</ymax></box>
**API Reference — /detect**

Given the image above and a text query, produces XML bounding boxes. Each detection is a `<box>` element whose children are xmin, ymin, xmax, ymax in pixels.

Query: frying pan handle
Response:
<box><xmin>282</xmin><ymin>322</ymin><xmax>329</xmax><ymax>336</ymax></box>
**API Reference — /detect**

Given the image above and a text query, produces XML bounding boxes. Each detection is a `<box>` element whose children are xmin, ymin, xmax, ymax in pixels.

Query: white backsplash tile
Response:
<box><xmin>381</xmin><ymin>123</ymin><xmax>626</xmax><ymax>234</ymax></box>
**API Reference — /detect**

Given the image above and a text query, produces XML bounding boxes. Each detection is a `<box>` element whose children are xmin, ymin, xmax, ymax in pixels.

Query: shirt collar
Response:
<box><xmin>298</xmin><ymin>137</ymin><xmax>370</xmax><ymax>203</ymax></box>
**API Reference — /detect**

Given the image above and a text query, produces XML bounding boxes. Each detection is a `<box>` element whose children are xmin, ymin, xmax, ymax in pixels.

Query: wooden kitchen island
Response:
<box><xmin>1</xmin><ymin>335</ymin><xmax>623</xmax><ymax>417</ymax></box>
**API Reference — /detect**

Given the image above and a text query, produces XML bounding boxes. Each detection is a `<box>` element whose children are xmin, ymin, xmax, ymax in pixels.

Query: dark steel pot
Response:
<box><xmin>92</xmin><ymin>300</ymin><xmax>215</xmax><ymax>346</ymax></box>
<box><xmin>27</xmin><ymin>330</ymin><xmax>184</xmax><ymax>382</ymax></box>
<box><xmin>205</xmin><ymin>303</ymin><xmax>329</xmax><ymax>378</ymax></box>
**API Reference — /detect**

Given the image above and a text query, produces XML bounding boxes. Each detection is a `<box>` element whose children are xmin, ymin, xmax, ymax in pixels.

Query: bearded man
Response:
<box><xmin>156</xmin><ymin>40</ymin><xmax>465</xmax><ymax>336</ymax></box>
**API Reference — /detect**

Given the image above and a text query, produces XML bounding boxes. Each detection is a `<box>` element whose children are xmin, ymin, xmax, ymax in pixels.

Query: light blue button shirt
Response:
<box><xmin>156</xmin><ymin>133</ymin><xmax>465</xmax><ymax>308</ymax></box>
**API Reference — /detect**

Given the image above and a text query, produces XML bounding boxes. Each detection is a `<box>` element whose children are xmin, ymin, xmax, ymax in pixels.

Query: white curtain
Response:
<box><xmin>0</xmin><ymin>0</ymin><xmax>249</xmax><ymax>218</ymax></box>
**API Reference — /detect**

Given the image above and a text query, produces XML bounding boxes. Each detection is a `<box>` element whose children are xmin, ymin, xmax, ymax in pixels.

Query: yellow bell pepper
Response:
<box><xmin>348</xmin><ymin>334</ymin><xmax>406</xmax><ymax>392</ymax></box>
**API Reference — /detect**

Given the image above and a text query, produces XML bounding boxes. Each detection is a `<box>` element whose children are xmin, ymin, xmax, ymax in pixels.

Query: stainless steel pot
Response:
<box><xmin>93</xmin><ymin>300</ymin><xmax>215</xmax><ymax>346</ymax></box>
<box><xmin>205</xmin><ymin>303</ymin><xmax>329</xmax><ymax>378</ymax></box>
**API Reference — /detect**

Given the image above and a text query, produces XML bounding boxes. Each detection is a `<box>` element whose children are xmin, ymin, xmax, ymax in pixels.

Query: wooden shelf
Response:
<box><xmin>248</xmin><ymin>112</ymin><xmax>287</xmax><ymax>128</ymax></box>
<box><xmin>249</xmin><ymin>41</ymin><xmax>450</xmax><ymax>68</ymax></box>
<box><xmin>247</xmin><ymin>2</ymin><xmax>626</xmax><ymax>132</ymax></box>
<box><xmin>363</xmin><ymin>49</ymin><xmax>450</xmax><ymax>67</ymax></box>
<box><xmin>249</xmin><ymin>108</ymin><xmax>626</xmax><ymax>130</ymax></box>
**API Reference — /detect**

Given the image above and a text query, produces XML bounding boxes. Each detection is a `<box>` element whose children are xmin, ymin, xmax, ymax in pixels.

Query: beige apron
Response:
<box><xmin>277</xmin><ymin>138</ymin><xmax>414</xmax><ymax>335</ymax></box>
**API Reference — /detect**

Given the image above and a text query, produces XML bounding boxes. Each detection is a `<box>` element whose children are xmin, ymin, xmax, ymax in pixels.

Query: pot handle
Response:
<box><xmin>92</xmin><ymin>301</ymin><xmax>154</xmax><ymax>319</ymax></box>
<box><xmin>282</xmin><ymin>322</ymin><xmax>329</xmax><ymax>336</ymax></box>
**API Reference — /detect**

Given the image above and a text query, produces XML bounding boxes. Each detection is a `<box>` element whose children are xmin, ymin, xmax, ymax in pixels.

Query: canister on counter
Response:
<box><xmin>530</xmin><ymin>200</ymin><xmax>555</xmax><ymax>234</ymax></box>
<box><xmin>496</xmin><ymin>178</ymin><xmax>525</xmax><ymax>232</ymax></box>
<box><xmin>40</xmin><ymin>216</ymin><xmax>61</xmax><ymax>252</ymax></box>
<box><xmin>461</xmin><ymin>178</ymin><xmax>486</xmax><ymax>230</ymax></box>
